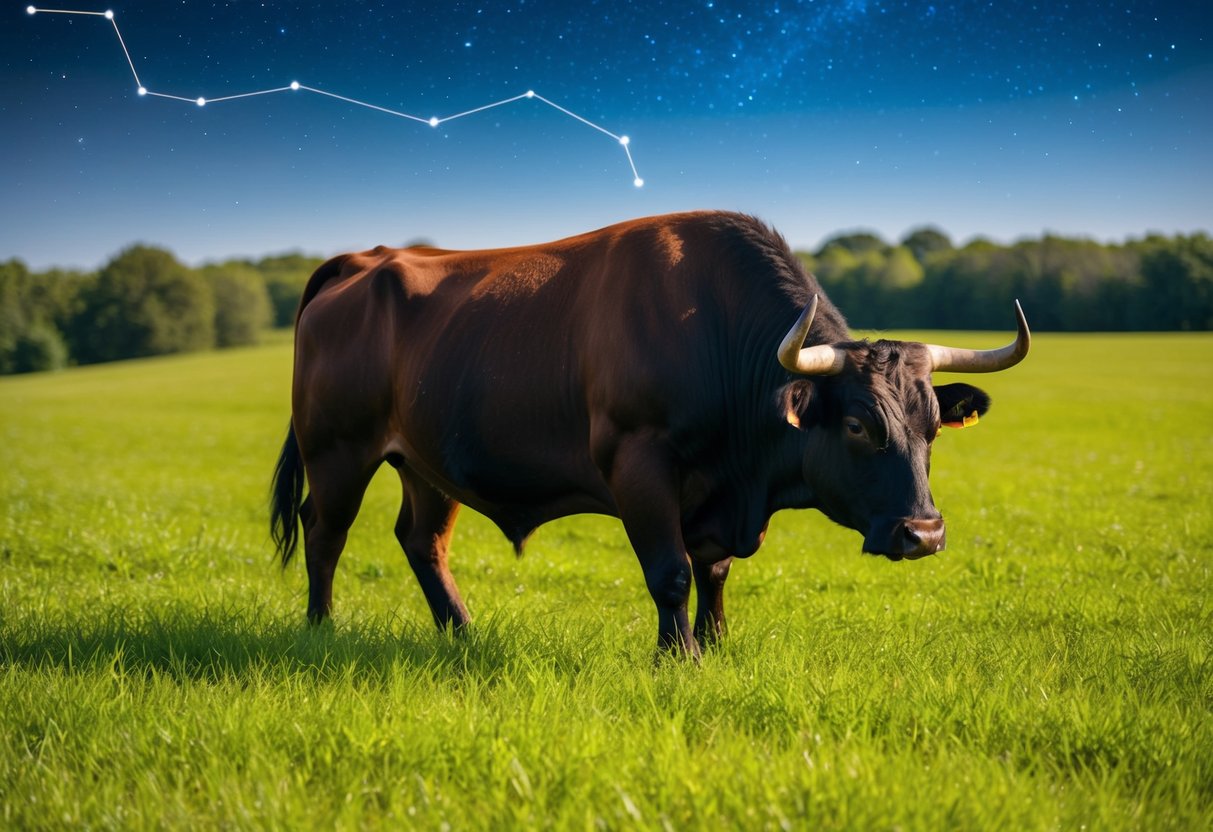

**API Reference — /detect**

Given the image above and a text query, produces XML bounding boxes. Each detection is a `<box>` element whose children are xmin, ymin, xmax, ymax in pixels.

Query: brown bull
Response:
<box><xmin>271</xmin><ymin>211</ymin><xmax>1029</xmax><ymax>656</ymax></box>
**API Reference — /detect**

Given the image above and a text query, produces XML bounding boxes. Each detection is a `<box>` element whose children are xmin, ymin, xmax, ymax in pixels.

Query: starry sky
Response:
<box><xmin>1</xmin><ymin>1</ymin><xmax>1210</xmax><ymax>270</ymax></box>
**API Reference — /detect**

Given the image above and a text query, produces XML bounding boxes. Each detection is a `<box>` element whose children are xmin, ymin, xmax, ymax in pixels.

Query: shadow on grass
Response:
<box><xmin>0</xmin><ymin>603</ymin><xmax>607</xmax><ymax>684</ymax></box>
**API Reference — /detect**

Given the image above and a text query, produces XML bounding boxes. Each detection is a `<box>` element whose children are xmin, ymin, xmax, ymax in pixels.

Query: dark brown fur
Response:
<box><xmin>271</xmin><ymin>211</ymin><xmax>994</xmax><ymax>656</ymax></box>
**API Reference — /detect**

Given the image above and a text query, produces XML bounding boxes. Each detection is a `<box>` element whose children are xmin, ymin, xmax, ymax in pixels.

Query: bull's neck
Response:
<box><xmin>717</xmin><ymin>287</ymin><xmax>845</xmax><ymax>501</ymax></box>
<box><xmin>735</xmin><ymin>283</ymin><xmax>848</xmax><ymax>413</ymax></box>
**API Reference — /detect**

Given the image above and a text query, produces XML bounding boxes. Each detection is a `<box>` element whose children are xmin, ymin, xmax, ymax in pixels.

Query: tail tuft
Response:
<box><xmin>270</xmin><ymin>424</ymin><xmax>305</xmax><ymax>566</ymax></box>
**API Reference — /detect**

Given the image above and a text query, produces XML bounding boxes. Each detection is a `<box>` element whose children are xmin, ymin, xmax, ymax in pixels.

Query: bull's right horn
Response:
<box><xmin>926</xmin><ymin>300</ymin><xmax>1031</xmax><ymax>373</ymax></box>
<box><xmin>778</xmin><ymin>295</ymin><xmax>846</xmax><ymax>376</ymax></box>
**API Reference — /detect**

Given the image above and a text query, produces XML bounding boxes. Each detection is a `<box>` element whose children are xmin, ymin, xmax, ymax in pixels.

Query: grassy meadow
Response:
<box><xmin>1</xmin><ymin>330</ymin><xmax>1210</xmax><ymax>829</ymax></box>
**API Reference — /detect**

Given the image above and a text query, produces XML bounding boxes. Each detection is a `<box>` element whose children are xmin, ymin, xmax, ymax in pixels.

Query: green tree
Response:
<box><xmin>1135</xmin><ymin>234</ymin><xmax>1213</xmax><ymax>330</ymax></box>
<box><xmin>0</xmin><ymin>259</ymin><xmax>71</xmax><ymax>374</ymax></box>
<box><xmin>9</xmin><ymin>321</ymin><xmax>69</xmax><ymax>373</ymax></box>
<box><xmin>869</xmin><ymin>247</ymin><xmax>925</xmax><ymax>327</ymax></box>
<box><xmin>810</xmin><ymin>245</ymin><xmax>862</xmax><ymax>315</ymax></box>
<box><xmin>815</xmin><ymin>231</ymin><xmax>886</xmax><ymax>257</ymax></box>
<box><xmin>901</xmin><ymin>226</ymin><xmax>953</xmax><ymax>265</ymax></box>
<box><xmin>256</xmin><ymin>252</ymin><xmax>323</xmax><ymax>327</ymax></box>
<box><xmin>811</xmin><ymin>245</ymin><xmax>859</xmax><ymax>285</ymax></box>
<box><xmin>0</xmin><ymin>259</ymin><xmax>31</xmax><ymax>372</ymax></box>
<box><xmin>202</xmin><ymin>263</ymin><xmax>273</xmax><ymax>347</ymax></box>
<box><xmin>71</xmin><ymin>245</ymin><xmax>214</xmax><ymax>364</ymax></box>
<box><xmin>879</xmin><ymin>246</ymin><xmax>925</xmax><ymax>291</ymax></box>
<box><xmin>918</xmin><ymin>240</ymin><xmax>1000</xmax><ymax>328</ymax></box>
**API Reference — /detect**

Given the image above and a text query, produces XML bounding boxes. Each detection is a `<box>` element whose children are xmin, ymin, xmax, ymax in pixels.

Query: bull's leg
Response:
<box><xmin>692</xmin><ymin>557</ymin><xmax>732</xmax><ymax>646</ymax></box>
<box><xmin>301</xmin><ymin>450</ymin><xmax>377</xmax><ymax>624</ymax></box>
<box><xmin>395</xmin><ymin>472</ymin><xmax>469</xmax><ymax>631</ymax></box>
<box><xmin>608</xmin><ymin>433</ymin><xmax>699</xmax><ymax>658</ymax></box>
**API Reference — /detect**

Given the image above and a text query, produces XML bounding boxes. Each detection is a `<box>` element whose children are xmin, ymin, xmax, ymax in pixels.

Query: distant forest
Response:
<box><xmin>2</xmin><ymin>227</ymin><xmax>1210</xmax><ymax>374</ymax></box>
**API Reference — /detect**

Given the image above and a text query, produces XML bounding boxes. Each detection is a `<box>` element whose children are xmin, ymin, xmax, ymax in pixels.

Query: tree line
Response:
<box><xmin>799</xmin><ymin>227</ymin><xmax>1212</xmax><ymax>332</ymax></box>
<box><xmin>2</xmin><ymin>228</ymin><xmax>1211</xmax><ymax>374</ymax></box>
<box><xmin>0</xmin><ymin>246</ymin><xmax>321</xmax><ymax>374</ymax></box>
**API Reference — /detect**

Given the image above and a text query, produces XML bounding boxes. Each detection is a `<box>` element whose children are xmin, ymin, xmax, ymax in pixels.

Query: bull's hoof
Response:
<box><xmin>306</xmin><ymin>611</ymin><xmax>333</xmax><ymax>627</ymax></box>
<box><xmin>653</xmin><ymin>635</ymin><xmax>702</xmax><ymax>665</ymax></box>
<box><xmin>693</xmin><ymin>616</ymin><xmax>727</xmax><ymax>648</ymax></box>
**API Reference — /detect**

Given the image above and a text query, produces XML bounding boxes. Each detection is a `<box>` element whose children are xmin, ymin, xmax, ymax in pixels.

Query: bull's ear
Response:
<box><xmin>780</xmin><ymin>381</ymin><xmax>817</xmax><ymax>429</ymax></box>
<box><xmin>934</xmin><ymin>383</ymin><xmax>991</xmax><ymax>429</ymax></box>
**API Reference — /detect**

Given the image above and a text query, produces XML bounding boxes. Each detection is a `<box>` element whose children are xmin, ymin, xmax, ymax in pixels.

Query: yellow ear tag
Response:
<box><xmin>942</xmin><ymin>410</ymin><xmax>981</xmax><ymax>430</ymax></box>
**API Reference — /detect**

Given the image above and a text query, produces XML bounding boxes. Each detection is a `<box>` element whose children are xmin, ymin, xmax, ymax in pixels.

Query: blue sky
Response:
<box><xmin>2</xmin><ymin>1</ymin><xmax>1210</xmax><ymax>270</ymax></box>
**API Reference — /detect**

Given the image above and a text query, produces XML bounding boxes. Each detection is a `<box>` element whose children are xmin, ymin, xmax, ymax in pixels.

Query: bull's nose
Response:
<box><xmin>900</xmin><ymin>517</ymin><xmax>946</xmax><ymax>558</ymax></box>
<box><xmin>863</xmin><ymin>516</ymin><xmax>946</xmax><ymax>559</ymax></box>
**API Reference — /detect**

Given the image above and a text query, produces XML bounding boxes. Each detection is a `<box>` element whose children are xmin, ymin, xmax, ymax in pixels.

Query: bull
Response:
<box><xmin>270</xmin><ymin>211</ymin><xmax>1029</xmax><ymax>656</ymax></box>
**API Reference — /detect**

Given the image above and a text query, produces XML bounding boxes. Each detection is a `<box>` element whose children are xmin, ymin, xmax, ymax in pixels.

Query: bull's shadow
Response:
<box><xmin>0</xmin><ymin>603</ymin><xmax>604</xmax><ymax>684</ymax></box>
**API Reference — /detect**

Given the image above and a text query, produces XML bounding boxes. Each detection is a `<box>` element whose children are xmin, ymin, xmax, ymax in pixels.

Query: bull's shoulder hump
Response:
<box><xmin>333</xmin><ymin>247</ymin><xmax>459</xmax><ymax>301</ymax></box>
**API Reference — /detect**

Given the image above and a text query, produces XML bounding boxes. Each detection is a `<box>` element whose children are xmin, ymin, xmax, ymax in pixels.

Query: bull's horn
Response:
<box><xmin>926</xmin><ymin>300</ymin><xmax>1031</xmax><ymax>373</ymax></box>
<box><xmin>778</xmin><ymin>295</ymin><xmax>846</xmax><ymax>376</ymax></box>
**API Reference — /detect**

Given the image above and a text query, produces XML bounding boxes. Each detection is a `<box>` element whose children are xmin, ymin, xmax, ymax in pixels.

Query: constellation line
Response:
<box><xmin>26</xmin><ymin>6</ymin><xmax>644</xmax><ymax>187</ymax></box>
<box><xmin>437</xmin><ymin>92</ymin><xmax>533</xmax><ymax>125</ymax></box>
<box><xmin>144</xmin><ymin>91</ymin><xmax>202</xmax><ymax>104</ymax></box>
<box><xmin>107</xmin><ymin>12</ymin><xmax>141</xmax><ymax>89</ymax></box>
<box><xmin>205</xmin><ymin>86</ymin><xmax>298</xmax><ymax>105</ymax></box>
<box><xmin>295</xmin><ymin>84</ymin><xmax>433</xmax><ymax>125</ymax></box>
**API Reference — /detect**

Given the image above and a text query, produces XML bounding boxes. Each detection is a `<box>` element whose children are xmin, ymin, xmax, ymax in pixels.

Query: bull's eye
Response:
<box><xmin>844</xmin><ymin>417</ymin><xmax>864</xmax><ymax>437</ymax></box>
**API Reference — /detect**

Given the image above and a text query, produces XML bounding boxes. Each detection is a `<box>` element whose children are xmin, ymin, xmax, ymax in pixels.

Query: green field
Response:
<box><xmin>1</xmin><ymin>332</ymin><xmax>1210</xmax><ymax>830</ymax></box>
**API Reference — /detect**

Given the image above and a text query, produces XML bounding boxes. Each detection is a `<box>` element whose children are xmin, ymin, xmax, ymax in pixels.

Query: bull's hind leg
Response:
<box><xmin>692</xmin><ymin>557</ymin><xmax>732</xmax><ymax>645</ymax></box>
<box><xmin>300</xmin><ymin>449</ymin><xmax>378</xmax><ymax>623</ymax></box>
<box><xmin>395</xmin><ymin>469</ymin><xmax>470</xmax><ymax>631</ymax></box>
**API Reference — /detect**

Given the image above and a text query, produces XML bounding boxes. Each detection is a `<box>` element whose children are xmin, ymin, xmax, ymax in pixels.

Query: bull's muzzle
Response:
<box><xmin>863</xmin><ymin>517</ymin><xmax>946</xmax><ymax>560</ymax></box>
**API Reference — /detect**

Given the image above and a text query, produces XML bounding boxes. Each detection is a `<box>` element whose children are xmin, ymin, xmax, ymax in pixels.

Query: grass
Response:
<box><xmin>1</xmin><ymin>332</ymin><xmax>1210</xmax><ymax>829</ymax></box>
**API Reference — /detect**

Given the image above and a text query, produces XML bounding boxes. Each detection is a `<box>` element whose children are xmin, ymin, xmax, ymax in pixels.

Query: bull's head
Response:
<box><xmin>777</xmin><ymin>296</ymin><xmax>1030</xmax><ymax>560</ymax></box>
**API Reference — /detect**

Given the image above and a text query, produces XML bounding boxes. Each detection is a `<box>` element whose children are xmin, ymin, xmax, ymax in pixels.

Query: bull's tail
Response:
<box><xmin>270</xmin><ymin>423</ymin><xmax>305</xmax><ymax>567</ymax></box>
<box><xmin>270</xmin><ymin>255</ymin><xmax>352</xmax><ymax>567</ymax></box>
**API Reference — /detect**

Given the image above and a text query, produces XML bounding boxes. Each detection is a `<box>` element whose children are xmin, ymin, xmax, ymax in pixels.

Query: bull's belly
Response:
<box><xmin>396</xmin><ymin>429</ymin><xmax>775</xmax><ymax>562</ymax></box>
<box><xmin>462</xmin><ymin>475</ymin><xmax>769</xmax><ymax>565</ymax></box>
<box><xmin>401</xmin><ymin>443</ymin><xmax>618</xmax><ymax>549</ymax></box>
<box><xmin>477</xmin><ymin>493</ymin><xmax>620</xmax><ymax>552</ymax></box>
<box><xmin>464</xmin><ymin>480</ymin><xmax>768</xmax><ymax>563</ymax></box>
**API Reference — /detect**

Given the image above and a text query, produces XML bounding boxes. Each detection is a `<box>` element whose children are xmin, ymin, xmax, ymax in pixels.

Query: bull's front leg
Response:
<box><xmin>692</xmin><ymin>557</ymin><xmax>732</xmax><ymax>645</ymax></box>
<box><xmin>606</xmin><ymin>431</ymin><xmax>700</xmax><ymax>658</ymax></box>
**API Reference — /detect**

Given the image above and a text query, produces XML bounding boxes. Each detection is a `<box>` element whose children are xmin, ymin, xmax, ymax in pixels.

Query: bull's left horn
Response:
<box><xmin>778</xmin><ymin>295</ymin><xmax>846</xmax><ymax>376</ymax></box>
<box><xmin>926</xmin><ymin>300</ymin><xmax>1031</xmax><ymax>373</ymax></box>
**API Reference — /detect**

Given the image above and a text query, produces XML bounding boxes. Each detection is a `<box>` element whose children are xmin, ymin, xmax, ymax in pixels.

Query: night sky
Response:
<box><xmin>2</xmin><ymin>1</ymin><xmax>1210</xmax><ymax>270</ymax></box>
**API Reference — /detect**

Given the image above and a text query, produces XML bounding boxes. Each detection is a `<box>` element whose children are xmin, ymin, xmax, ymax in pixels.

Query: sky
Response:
<box><xmin>1</xmin><ymin>0</ymin><xmax>1210</xmax><ymax>271</ymax></box>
